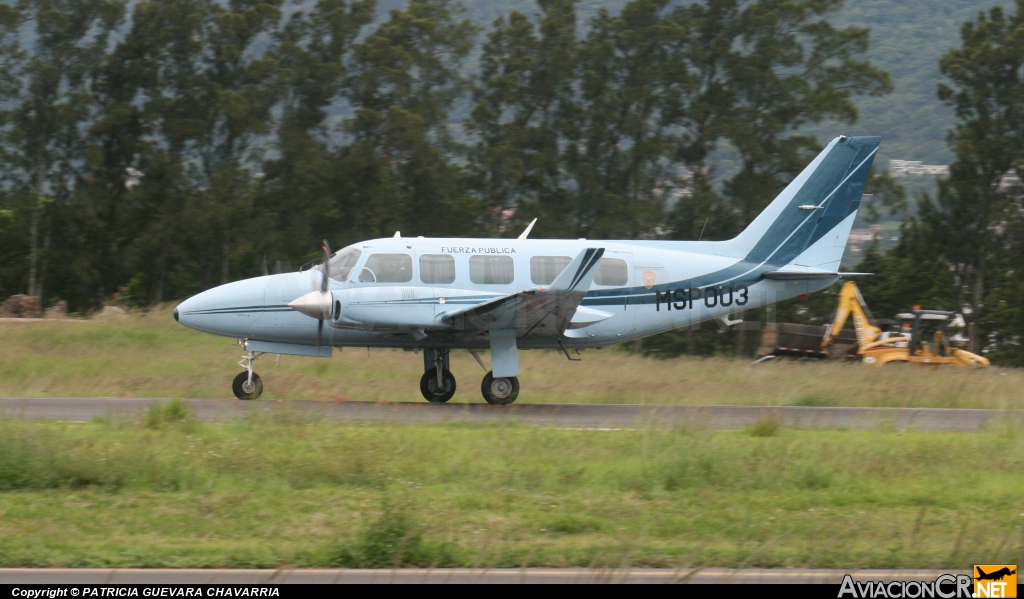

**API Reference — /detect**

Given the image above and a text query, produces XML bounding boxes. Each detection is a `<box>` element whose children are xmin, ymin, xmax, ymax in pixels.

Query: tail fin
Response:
<box><xmin>720</xmin><ymin>136</ymin><xmax>880</xmax><ymax>271</ymax></box>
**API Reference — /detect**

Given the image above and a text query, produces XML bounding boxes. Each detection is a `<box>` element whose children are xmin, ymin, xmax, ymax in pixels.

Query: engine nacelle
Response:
<box><xmin>333</xmin><ymin>286</ymin><xmax>437</xmax><ymax>331</ymax></box>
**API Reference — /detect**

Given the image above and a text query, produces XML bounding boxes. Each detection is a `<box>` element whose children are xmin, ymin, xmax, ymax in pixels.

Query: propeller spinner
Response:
<box><xmin>288</xmin><ymin>241</ymin><xmax>337</xmax><ymax>348</ymax></box>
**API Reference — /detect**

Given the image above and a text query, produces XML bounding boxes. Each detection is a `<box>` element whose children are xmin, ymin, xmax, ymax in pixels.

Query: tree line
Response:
<box><xmin>0</xmin><ymin>0</ymin><xmax>1020</xmax><ymax>365</ymax></box>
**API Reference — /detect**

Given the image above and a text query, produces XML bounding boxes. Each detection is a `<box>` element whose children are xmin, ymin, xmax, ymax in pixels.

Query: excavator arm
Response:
<box><xmin>822</xmin><ymin>281</ymin><xmax>882</xmax><ymax>349</ymax></box>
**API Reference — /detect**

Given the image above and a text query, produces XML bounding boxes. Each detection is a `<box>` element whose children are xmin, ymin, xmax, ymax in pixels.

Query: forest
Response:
<box><xmin>0</xmin><ymin>0</ymin><xmax>1021</xmax><ymax>365</ymax></box>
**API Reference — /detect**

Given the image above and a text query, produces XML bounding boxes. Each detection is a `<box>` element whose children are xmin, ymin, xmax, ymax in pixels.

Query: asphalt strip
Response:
<box><xmin>1</xmin><ymin>397</ymin><xmax>1022</xmax><ymax>431</ymax></box>
<box><xmin>0</xmin><ymin>568</ymin><xmax>973</xmax><ymax>584</ymax></box>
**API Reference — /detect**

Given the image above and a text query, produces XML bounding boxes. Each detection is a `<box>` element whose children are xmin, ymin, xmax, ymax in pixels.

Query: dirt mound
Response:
<box><xmin>93</xmin><ymin>305</ymin><xmax>129</xmax><ymax>321</ymax></box>
<box><xmin>0</xmin><ymin>294</ymin><xmax>42</xmax><ymax>318</ymax></box>
<box><xmin>44</xmin><ymin>300</ymin><xmax>68</xmax><ymax>319</ymax></box>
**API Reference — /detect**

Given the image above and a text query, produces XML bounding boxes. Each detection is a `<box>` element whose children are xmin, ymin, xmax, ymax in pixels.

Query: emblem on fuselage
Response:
<box><xmin>642</xmin><ymin>270</ymin><xmax>657</xmax><ymax>289</ymax></box>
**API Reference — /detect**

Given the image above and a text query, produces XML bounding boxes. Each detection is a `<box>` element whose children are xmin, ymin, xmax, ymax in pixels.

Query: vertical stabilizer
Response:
<box><xmin>718</xmin><ymin>136</ymin><xmax>880</xmax><ymax>267</ymax></box>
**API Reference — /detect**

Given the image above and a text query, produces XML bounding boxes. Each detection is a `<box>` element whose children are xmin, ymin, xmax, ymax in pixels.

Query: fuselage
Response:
<box><xmin>175</xmin><ymin>236</ymin><xmax>836</xmax><ymax>350</ymax></box>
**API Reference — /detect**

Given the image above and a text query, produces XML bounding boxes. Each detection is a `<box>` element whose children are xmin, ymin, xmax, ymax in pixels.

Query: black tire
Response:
<box><xmin>420</xmin><ymin>368</ymin><xmax>456</xmax><ymax>403</ymax></box>
<box><xmin>232</xmin><ymin>371</ymin><xmax>263</xmax><ymax>400</ymax></box>
<box><xmin>481</xmin><ymin>371</ymin><xmax>519</xmax><ymax>405</ymax></box>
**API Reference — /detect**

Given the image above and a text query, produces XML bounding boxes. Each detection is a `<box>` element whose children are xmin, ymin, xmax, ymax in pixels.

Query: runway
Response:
<box><xmin>0</xmin><ymin>396</ymin><xmax>1021</xmax><ymax>431</ymax></box>
<box><xmin>0</xmin><ymin>567</ymin><xmax>971</xmax><ymax>584</ymax></box>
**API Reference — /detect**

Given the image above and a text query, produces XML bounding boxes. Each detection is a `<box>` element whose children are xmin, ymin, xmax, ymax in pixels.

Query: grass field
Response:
<box><xmin>3</xmin><ymin>309</ymin><xmax>1023</xmax><ymax>569</ymax></box>
<box><xmin>0</xmin><ymin>405</ymin><xmax>1022</xmax><ymax>569</ymax></box>
<box><xmin>1</xmin><ymin>306</ymin><xmax>1021</xmax><ymax>408</ymax></box>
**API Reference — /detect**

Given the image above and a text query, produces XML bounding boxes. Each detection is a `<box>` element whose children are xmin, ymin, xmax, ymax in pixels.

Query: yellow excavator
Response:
<box><xmin>821</xmin><ymin>281</ymin><xmax>989</xmax><ymax>367</ymax></box>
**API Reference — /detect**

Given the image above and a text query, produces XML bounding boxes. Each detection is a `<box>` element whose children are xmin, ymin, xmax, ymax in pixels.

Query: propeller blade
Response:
<box><xmin>262</xmin><ymin>252</ymin><xmax>269</xmax><ymax>276</ymax></box>
<box><xmin>317</xmin><ymin>318</ymin><xmax>323</xmax><ymax>348</ymax></box>
<box><xmin>328</xmin><ymin>298</ymin><xmax>336</xmax><ymax>349</ymax></box>
<box><xmin>320</xmin><ymin>240</ymin><xmax>332</xmax><ymax>293</ymax></box>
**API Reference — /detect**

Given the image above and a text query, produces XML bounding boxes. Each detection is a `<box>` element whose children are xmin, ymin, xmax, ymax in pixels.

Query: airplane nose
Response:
<box><xmin>175</xmin><ymin>277</ymin><xmax>268</xmax><ymax>337</ymax></box>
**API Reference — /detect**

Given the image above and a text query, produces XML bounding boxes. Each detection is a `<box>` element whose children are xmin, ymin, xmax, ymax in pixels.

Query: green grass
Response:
<box><xmin>1</xmin><ymin>306</ymin><xmax>1022</xmax><ymax>408</ymax></box>
<box><xmin>0</xmin><ymin>407</ymin><xmax>1022</xmax><ymax>568</ymax></box>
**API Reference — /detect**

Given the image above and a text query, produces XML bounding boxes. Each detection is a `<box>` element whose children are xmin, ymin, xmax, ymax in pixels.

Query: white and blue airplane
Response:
<box><xmin>175</xmin><ymin>135</ymin><xmax>879</xmax><ymax>404</ymax></box>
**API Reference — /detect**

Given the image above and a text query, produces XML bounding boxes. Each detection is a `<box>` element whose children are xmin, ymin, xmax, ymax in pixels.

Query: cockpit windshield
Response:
<box><xmin>318</xmin><ymin>246</ymin><xmax>362</xmax><ymax>282</ymax></box>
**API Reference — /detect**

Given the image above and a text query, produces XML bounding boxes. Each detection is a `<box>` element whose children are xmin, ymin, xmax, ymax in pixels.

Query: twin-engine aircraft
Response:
<box><xmin>175</xmin><ymin>135</ymin><xmax>879</xmax><ymax>404</ymax></box>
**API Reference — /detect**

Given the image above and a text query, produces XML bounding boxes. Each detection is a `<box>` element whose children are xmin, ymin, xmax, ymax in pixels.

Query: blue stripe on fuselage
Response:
<box><xmin>582</xmin><ymin>259</ymin><xmax>767</xmax><ymax>307</ymax></box>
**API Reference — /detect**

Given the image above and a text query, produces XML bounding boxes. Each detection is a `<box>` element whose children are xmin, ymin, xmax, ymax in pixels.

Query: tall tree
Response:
<box><xmin>468</xmin><ymin>0</ymin><xmax>578</xmax><ymax>236</ymax></box>
<box><xmin>342</xmin><ymin>0</ymin><xmax>480</xmax><ymax>238</ymax></box>
<box><xmin>471</xmin><ymin>0</ymin><xmax>682</xmax><ymax>239</ymax></box>
<box><xmin>722</xmin><ymin>0</ymin><xmax>892</xmax><ymax>233</ymax></box>
<box><xmin>68</xmin><ymin>0</ymin><xmax>163</xmax><ymax>306</ymax></box>
<box><xmin>0</xmin><ymin>0</ymin><xmax>125</xmax><ymax>300</ymax></box>
<box><xmin>0</xmin><ymin>2</ymin><xmax>25</xmax><ymax>300</ymax></box>
<box><xmin>196</xmin><ymin>0</ymin><xmax>286</xmax><ymax>285</ymax></box>
<box><xmin>256</xmin><ymin>0</ymin><xmax>375</xmax><ymax>260</ymax></box>
<box><xmin>663</xmin><ymin>0</ymin><xmax>737</xmax><ymax>244</ymax></box>
<box><xmin>117</xmin><ymin>0</ymin><xmax>286</xmax><ymax>290</ymax></box>
<box><xmin>546</xmin><ymin>0</ymin><xmax>676</xmax><ymax>238</ymax></box>
<box><xmin>932</xmin><ymin>0</ymin><xmax>1024</xmax><ymax>353</ymax></box>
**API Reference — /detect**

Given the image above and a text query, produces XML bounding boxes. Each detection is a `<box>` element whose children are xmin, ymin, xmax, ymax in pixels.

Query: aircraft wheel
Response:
<box><xmin>420</xmin><ymin>368</ymin><xmax>456</xmax><ymax>403</ymax></box>
<box><xmin>232</xmin><ymin>371</ymin><xmax>263</xmax><ymax>400</ymax></box>
<box><xmin>481</xmin><ymin>371</ymin><xmax>519</xmax><ymax>405</ymax></box>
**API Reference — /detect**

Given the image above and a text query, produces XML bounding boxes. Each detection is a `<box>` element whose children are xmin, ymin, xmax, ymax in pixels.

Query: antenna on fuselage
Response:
<box><xmin>517</xmin><ymin>218</ymin><xmax>538</xmax><ymax>240</ymax></box>
<box><xmin>393</xmin><ymin>231</ymin><xmax>401</xmax><ymax>238</ymax></box>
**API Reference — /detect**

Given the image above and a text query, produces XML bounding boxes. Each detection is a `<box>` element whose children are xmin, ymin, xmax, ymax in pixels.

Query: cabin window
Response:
<box><xmin>594</xmin><ymin>258</ymin><xmax>628</xmax><ymax>286</ymax></box>
<box><xmin>530</xmin><ymin>256</ymin><xmax>572</xmax><ymax>285</ymax></box>
<box><xmin>419</xmin><ymin>254</ymin><xmax>456</xmax><ymax>284</ymax></box>
<box><xmin>322</xmin><ymin>247</ymin><xmax>361</xmax><ymax>281</ymax></box>
<box><xmin>469</xmin><ymin>255</ymin><xmax>514</xmax><ymax>284</ymax></box>
<box><xmin>361</xmin><ymin>253</ymin><xmax>412</xmax><ymax>283</ymax></box>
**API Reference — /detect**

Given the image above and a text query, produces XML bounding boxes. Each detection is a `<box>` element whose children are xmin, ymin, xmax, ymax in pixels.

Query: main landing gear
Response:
<box><xmin>481</xmin><ymin>371</ymin><xmax>519</xmax><ymax>405</ymax></box>
<box><xmin>420</xmin><ymin>349</ymin><xmax>456</xmax><ymax>402</ymax></box>
<box><xmin>419</xmin><ymin>349</ymin><xmax>519</xmax><ymax>405</ymax></box>
<box><xmin>234</xmin><ymin>350</ymin><xmax>263</xmax><ymax>400</ymax></box>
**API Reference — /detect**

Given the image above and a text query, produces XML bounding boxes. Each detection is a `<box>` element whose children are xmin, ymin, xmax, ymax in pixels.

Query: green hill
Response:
<box><xmin>821</xmin><ymin>0</ymin><xmax>1002</xmax><ymax>166</ymax></box>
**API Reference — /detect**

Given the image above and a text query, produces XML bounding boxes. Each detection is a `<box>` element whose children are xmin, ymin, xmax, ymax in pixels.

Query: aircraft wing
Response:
<box><xmin>440</xmin><ymin>248</ymin><xmax>605</xmax><ymax>337</ymax></box>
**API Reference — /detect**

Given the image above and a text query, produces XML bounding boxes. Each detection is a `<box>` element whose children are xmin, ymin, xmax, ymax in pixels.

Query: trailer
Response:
<box><xmin>757</xmin><ymin>323</ymin><xmax>858</xmax><ymax>359</ymax></box>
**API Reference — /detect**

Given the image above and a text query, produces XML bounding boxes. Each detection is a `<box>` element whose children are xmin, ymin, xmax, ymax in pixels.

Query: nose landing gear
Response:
<box><xmin>234</xmin><ymin>350</ymin><xmax>264</xmax><ymax>400</ymax></box>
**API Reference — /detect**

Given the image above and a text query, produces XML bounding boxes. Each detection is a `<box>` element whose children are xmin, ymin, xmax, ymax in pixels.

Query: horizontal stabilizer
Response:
<box><xmin>763</xmin><ymin>269</ymin><xmax>872</xmax><ymax>280</ymax></box>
